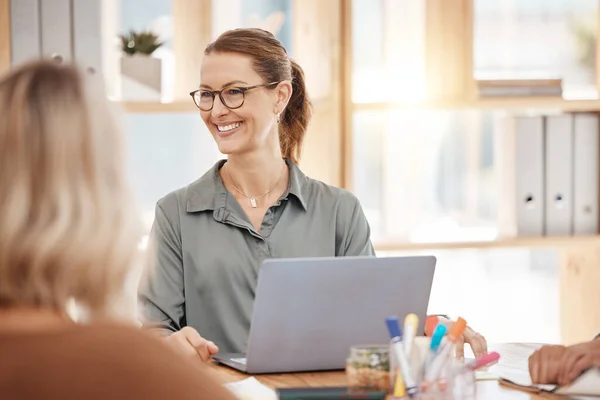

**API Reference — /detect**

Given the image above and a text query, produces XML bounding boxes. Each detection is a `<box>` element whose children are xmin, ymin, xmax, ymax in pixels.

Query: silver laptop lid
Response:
<box><xmin>245</xmin><ymin>255</ymin><xmax>436</xmax><ymax>373</ymax></box>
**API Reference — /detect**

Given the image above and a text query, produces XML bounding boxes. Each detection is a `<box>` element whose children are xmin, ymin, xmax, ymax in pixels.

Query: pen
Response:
<box><xmin>425</xmin><ymin>315</ymin><xmax>439</xmax><ymax>337</ymax></box>
<box><xmin>422</xmin><ymin>317</ymin><xmax>467</xmax><ymax>389</ymax></box>
<box><xmin>422</xmin><ymin>324</ymin><xmax>447</xmax><ymax>381</ymax></box>
<box><xmin>424</xmin><ymin>324</ymin><xmax>447</xmax><ymax>368</ymax></box>
<box><xmin>463</xmin><ymin>351</ymin><xmax>500</xmax><ymax>371</ymax></box>
<box><xmin>392</xmin><ymin>371</ymin><xmax>406</xmax><ymax>398</ymax></box>
<box><xmin>386</xmin><ymin>316</ymin><xmax>418</xmax><ymax>397</ymax></box>
<box><xmin>403</xmin><ymin>313</ymin><xmax>419</xmax><ymax>357</ymax></box>
<box><xmin>430</xmin><ymin>324</ymin><xmax>447</xmax><ymax>352</ymax></box>
<box><xmin>393</xmin><ymin>314</ymin><xmax>418</xmax><ymax>399</ymax></box>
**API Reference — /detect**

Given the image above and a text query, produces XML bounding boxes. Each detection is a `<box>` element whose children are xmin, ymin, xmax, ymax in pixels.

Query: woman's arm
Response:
<box><xmin>335</xmin><ymin>194</ymin><xmax>375</xmax><ymax>257</ymax></box>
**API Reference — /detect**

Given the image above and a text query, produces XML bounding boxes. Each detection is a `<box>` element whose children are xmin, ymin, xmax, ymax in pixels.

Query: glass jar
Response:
<box><xmin>345</xmin><ymin>345</ymin><xmax>391</xmax><ymax>392</ymax></box>
<box><xmin>415</xmin><ymin>359</ymin><xmax>477</xmax><ymax>400</ymax></box>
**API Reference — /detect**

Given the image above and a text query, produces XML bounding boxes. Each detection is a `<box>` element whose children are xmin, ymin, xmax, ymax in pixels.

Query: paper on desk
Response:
<box><xmin>554</xmin><ymin>368</ymin><xmax>600</xmax><ymax>397</ymax></box>
<box><xmin>473</xmin><ymin>344</ymin><xmax>537</xmax><ymax>382</ymax></box>
<box><xmin>224</xmin><ymin>377</ymin><xmax>278</xmax><ymax>400</ymax></box>
<box><xmin>491</xmin><ymin>343</ymin><xmax>600</xmax><ymax>396</ymax></box>
<box><xmin>500</xmin><ymin>367</ymin><xmax>600</xmax><ymax>397</ymax></box>
<box><xmin>475</xmin><ymin>370</ymin><xmax>500</xmax><ymax>381</ymax></box>
<box><xmin>499</xmin><ymin>368</ymin><xmax>557</xmax><ymax>392</ymax></box>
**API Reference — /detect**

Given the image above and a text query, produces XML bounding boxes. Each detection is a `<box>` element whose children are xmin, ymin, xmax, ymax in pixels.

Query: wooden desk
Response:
<box><xmin>209</xmin><ymin>343</ymin><xmax>548</xmax><ymax>399</ymax></box>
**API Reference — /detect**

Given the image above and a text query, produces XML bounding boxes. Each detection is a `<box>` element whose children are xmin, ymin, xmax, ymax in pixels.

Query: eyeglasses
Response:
<box><xmin>189</xmin><ymin>81</ymin><xmax>280</xmax><ymax>111</ymax></box>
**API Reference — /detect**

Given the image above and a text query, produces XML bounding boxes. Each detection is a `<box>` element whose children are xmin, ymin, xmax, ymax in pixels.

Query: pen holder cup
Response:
<box><xmin>388</xmin><ymin>338</ymin><xmax>477</xmax><ymax>400</ymax></box>
<box><xmin>345</xmin><ymin>338</ymin><xmax>432</xmax><ymax>394</ymax></box>
<box><xmin>410</xmin><ymin>362</ymin><xmax>476</xmax><ymax>400</ymax></box>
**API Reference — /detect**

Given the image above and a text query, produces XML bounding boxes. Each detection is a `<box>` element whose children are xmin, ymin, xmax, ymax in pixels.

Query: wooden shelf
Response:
<box><xmin>117</xmin><ymin>97</ymin><xmax>332</xmax><ymax>114</ymax></box>
<box><xmin>353</xmin><ymin>98</ymin><xmax>600</xmax><ymax>112</ymax></box>
<box><xmin>118</xmin><ymin>101</ymin><xmax>197</xmax><ymax>113</ymax></box>
<box><xmin>373</xmin><ymin>235</ymin><xmax>600</xmax><ymax>252</ymax></box>
<box><xmin>117</xmin><ymin>97</ymin><xmax>600</xmax><ymax>114</ymax></box>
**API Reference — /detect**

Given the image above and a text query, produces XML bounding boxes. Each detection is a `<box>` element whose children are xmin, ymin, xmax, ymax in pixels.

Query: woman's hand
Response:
<box><xmin>455</xmin><ymin>324</ymin><xmax>488</xmax><ymax>359</ymax></box>
<box><xmin>529</xmin><ymin>340</ymin><xmax>600</xmax><ymax>386</ymax></box>
<box><xmin>427</xmin><ymin>316</ymin><xmax>488</xmax><ymax>359</ymax></box>
<box><xmin>166</xmin><ymin>326</ymin><xmax>219</xmax><ymax>362</ymax></box>
<box><xmin>529</xmin><ymin>345</ymin><xmax>567</xmax><ymax>384</ymax></box>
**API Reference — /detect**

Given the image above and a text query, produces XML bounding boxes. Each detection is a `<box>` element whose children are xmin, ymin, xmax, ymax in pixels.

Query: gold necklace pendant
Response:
<box><xmin>224</xmin><ymin>162</ymin><xmax>286</xmax><ymax>209</ymax></box>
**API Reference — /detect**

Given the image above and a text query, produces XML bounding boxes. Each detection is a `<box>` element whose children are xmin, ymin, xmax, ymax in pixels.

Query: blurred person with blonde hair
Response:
<box><xmin>0</xmin><ymin>60</ymin><xmax>237</xmax><ymax>400</ymax></box>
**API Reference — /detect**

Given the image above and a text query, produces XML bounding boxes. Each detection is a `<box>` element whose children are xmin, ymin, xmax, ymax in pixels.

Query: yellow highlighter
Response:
<box><xmin>403</xmin><ymin>313</ymin><xmax>419</xmax><ymax>357</ymax></box>
<box><xmin>393</xmin><ymin>371</ymin><xmax>406</xmax><ymax>398</ymax></box>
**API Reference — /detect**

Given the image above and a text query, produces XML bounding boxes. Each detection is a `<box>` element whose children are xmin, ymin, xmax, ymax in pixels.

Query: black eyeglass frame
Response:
<box><xmin>189</xmin><ymin>81</ymin><xmax>280</xmax><ymax>111</ymax></box>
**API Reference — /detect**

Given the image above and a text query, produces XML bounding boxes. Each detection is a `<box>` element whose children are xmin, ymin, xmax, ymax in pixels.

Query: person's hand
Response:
<box><xmin>558</xmin><ymin>339</ymin><xmax>600</xmax><ymax>386</ymax></box>
<box><xmin>558</xmin><ymin>340</ymin><xmax>600</xmax><ymax>385</ymax></box>
<box><xmin>528</xmin><ymin>345</ymin><xmax>567</xmax><ymax>384</ymax></box>
<box><xmin>455</xmin><ymin>324</ymin><xmax>488</xmax><ymax>359</ymax></box>
<box><xmin>166</xmin><ymin>326</ymin><xmax>219</xmax><ymax>362</ymax></box>
<box><xmin>529</xmin><ymin>340</ymin><xmax>600</xmax><ymax>386</ymax></box>
<box><xmin>430</xmin><ymin>316</ymin><xmax>488</xmax><ymax>359</ymax></box>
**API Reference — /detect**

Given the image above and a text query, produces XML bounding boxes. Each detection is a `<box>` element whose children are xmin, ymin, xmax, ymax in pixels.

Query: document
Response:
<box><xmin>224</xmin><ymin>377</ymin><xmax>278</xmax><ymax>400</ymax></box>
<box><xmin>496</xmin><ymin>343</ymin><xmax>600</xmax><ymax>398</ymax></box>
<box><xmin>500</xmin><ymin>368</ymin><xmax>600</xmax><ymax>397</ymax></box>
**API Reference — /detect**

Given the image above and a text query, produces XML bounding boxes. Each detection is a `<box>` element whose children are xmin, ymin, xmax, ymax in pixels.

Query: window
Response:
<box><xmin>114</xmin><ymin>0</ymin><xmax>295</xmax><ymax>103</ymax></box>
<box><xmin>124</xmin><ymin>112</ymin><xmax>222</xmax><ymax>233</ymax></box>
<box><xmin>379</xmin><ymin>248</ymin><xmax>560</xmax><ymax>344</ymax></box>
<box><xmin>351</xmin><ymin>0</ymin><xmax>426</xmax><ymax>103</ymax></box>
<box><xmin>350</xmin><ymin>0</ymin><xmax>509</xmax><ymax>244</ymax></box>
<box><xmin>116</xmin><ymin>0</ymin><xmax>174</xmax><ymax>102</ymax></box>
<box><xmin>352</xmin><ymin>109</ymin><xmax>502</xmax><ymax>244</ymax></box>
<box><xmin>212</xmin><ymin>0</ymin><xmax>293</xmax><ymax>53</ymax></box>
<box><xmin>473</xmin><ymin>0</ymin><xmax>599</xmax><ymax>99</ymax></box>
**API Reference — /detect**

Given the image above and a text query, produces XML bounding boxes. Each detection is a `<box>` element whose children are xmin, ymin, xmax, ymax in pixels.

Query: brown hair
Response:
<box><xmin>205</xmin><ymin>28</ymin><xmax>312</xmax><ymax>164</ymax></box>
<box><xmin>0</xmin><ymin>60</ymin><xmax>143</xmax><ymax>321</ymax></box>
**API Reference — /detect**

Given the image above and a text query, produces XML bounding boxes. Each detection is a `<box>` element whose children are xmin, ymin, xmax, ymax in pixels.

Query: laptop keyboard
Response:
<box><xmin>231</xmin><ymin>357</ymin><xmax>247</xmax><ymax>365</ymax></box>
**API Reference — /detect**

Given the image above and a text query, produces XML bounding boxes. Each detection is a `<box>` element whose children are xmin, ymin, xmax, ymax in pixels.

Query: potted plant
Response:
<box><xmin>572</xmin><ymin>22</ymin><xmax>596</xmax><ymax>74</ymax></box>
<box><xmin>119</xmin><ymin>30</ymin><xmax>164</xmax><ymax>100</ymax></box>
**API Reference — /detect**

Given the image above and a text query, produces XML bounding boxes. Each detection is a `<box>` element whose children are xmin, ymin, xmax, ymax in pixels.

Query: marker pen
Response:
<box><xmin>386</xmin><ymin>316</ymin><xmax>418</xmax><ymax>397</ymax></box>
<box><xmin>403</xmin><ymin>313</ymin><xmax>419</xmax><ymax>357</ymax></box>
<box><xmin>422</xmin><ymin>317</ymin><xmax>467</xmax><ymax>388</ymax></box>
<box><xmin>463</xmin><ymin>351</ymin><xmax>500</xmax><ymax>371</ymax></box>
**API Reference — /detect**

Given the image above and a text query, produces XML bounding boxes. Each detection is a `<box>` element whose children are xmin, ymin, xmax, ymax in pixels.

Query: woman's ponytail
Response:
<box><xmin>279</xmin><ymin>60</ymin><xmax>312</xmax><ymax>164</ymax></box>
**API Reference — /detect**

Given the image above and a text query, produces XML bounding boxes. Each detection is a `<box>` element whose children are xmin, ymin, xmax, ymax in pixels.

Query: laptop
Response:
<box><xmin>213</xmin><ymin>255</ymin><xmax>436</xmax><ymax>374</ymax></box>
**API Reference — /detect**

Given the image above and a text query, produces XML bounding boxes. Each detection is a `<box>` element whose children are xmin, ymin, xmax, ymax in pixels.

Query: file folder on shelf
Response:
<box><xmin>573</xmin><ymin>113</ymin><xmax>599</xmax><ymax>236</ymax></box>
<box><xmin>72</xmin><ymin>0</ymin><xmax>104</xmax><ymax>77</ymax></box>
<box><xmin>544</xmin><ymin>114</ymin><xmax>573</xmax><ymax>236</ymax></box>
<box><xmin>9</xmin><ymin>0</ymin><xmax>41</xmax><ymax>66</ymax></box>
<box><xmin>40</xmin><ymin>0</ymin><xmax>72</xmax><ymax>62</ymax></box>
<box><xmin>514</xmin><ymin>115</ymin><xmax>545</xmax><ymax>236</ymax></box>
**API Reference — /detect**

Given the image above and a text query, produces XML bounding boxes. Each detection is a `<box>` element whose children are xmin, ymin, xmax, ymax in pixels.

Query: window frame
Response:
<box><xmin>341</xmin><ymin>0</ymin><xmax>475</xmax><ymax>190</ymax></box>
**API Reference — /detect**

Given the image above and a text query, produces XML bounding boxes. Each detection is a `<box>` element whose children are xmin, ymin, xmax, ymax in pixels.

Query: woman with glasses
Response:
<box><xmin>138</xmin><ymin>28</ymin><xmax>488</xmax><ymax>362</ymax></box>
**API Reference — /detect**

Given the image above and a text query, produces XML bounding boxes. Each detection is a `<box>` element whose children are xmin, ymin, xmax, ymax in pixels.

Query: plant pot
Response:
<box><xmin>120</xmin><ymin>54</ymin><xmax>162</xmax><ymax>101</ymax></box>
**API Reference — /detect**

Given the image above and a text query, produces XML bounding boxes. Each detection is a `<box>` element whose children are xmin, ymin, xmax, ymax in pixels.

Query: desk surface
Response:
<box><xmin>209</xmin><ymin>343</ymin><xmax>548</xmax><ymax>399</ymax></box>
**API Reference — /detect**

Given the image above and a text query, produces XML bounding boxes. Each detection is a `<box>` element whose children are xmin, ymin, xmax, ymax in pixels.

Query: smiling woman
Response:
<box><xmin>138</xmin><ymin>27</ymin><xmax>377</xmax><ymax>358</ymax></box>
<box><xmin>197</xmin><ymin>51</ymin><xmax>294</xmax><ymax>167</ymax></box>
<box><xmin>189</xmin><ymin>75</ymin><xmax>283</xmax><ymax>160</ymax></box>
<box><xmin>138</xmin><ymin>27</ymin><xmax>487</xmax><ymax>364</ymax></box>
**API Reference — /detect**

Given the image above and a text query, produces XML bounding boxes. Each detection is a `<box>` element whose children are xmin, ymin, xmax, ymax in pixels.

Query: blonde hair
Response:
<box><xmin>0</xmin><ymin>60</ymin><xmax>143</xmax><ymax>320</ymax></box>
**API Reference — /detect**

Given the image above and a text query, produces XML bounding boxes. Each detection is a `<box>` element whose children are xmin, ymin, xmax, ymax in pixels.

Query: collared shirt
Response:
<box><xmin>138</xmin><ymin>159</ymin><xmax>375</xmax><ymax>354</ymax></box>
